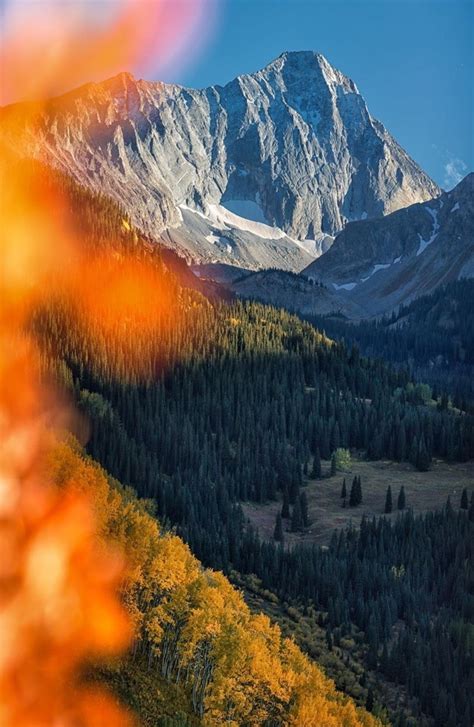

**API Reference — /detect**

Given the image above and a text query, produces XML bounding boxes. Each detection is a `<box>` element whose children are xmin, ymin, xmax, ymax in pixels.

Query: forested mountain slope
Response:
<box><xmin>35</xmin><ymin>291</ymin><xmax>474</xmax><ymax>726</ymax></box>
<box><xmin>48</xmin><ymin>439</ymin><xmax>380</xmax><ymax>726</ymax></box>
<box><xmin>27</xmin><ymin>167</ymin><xmax>474</xmax><ymax>727</ymax></box>
<box><xmin>306</xmin><ymin>278</ymin><xmax>474</xmax><ymax>408</ymax></box>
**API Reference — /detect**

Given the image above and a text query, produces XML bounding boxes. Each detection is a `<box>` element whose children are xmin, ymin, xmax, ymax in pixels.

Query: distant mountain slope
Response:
<box><xmin>229</xmin><ymin>268</ymin><xmax>366</xmax><ymax>318</ymax></box>
<box><xmin>304</xmin><ymin>173</ymin><xmax>473</xmax><ymax>315</ymax></box>
<box><xmin>305</xmin><ymin>278</ymin><xmax>474</xmax><ymax>407</ymax></box>
<box><xmin>1</xmin><ymin>51</ymin><xmax>439</xmax><ymax>270</ymax></box>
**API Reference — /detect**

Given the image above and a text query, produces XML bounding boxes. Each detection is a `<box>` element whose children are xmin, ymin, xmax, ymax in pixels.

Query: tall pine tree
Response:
<box><xmin>291</xmin><ymin>498</ymin><xmax>303</xmax><ymax>532</ymax></box>
<box><xmin>273</xmin><ymin>511</ymin><xmax>284</xmax><ymax>542</ymax></box>
<box><xmin>349</xmin><ymin>476</ymin><xmax>362</xmax><ymax>507</ymax></box>
<box><xmin>385</xmin><ymin>486</ymin><xmax>393</xmax><ymax>514</ymax></box>
<box><xmin>397</xmin><ymin>486</ymin><xmax>406</xmax><ymax>510</ymax></box>
<box><xmin>300</xmin><ymin>491</ymin><xmax>309</xmax><ymax>527</ymax></box>
<box><xmin>311</xmin><ymin>448</ymin><xmax>321</xmax><ymax>479</ymax></box>
<box><xmin>341</xmin><ymin>478</ymin><xmax>347</xmax><ymax>499</ymax></box>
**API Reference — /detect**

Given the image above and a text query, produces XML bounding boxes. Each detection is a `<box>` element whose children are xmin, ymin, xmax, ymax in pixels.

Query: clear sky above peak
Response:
<box><xmin>140</xmin><ymin>0</ymin><xmax>472</xmax><ymax>190</ymax></box>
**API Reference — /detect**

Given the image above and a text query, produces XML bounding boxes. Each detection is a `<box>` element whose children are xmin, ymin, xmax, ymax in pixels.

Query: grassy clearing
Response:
<box><xmin>243</xmin><ymin>456</ymin><xmax>474</xmax><ymax>546</ymax></box>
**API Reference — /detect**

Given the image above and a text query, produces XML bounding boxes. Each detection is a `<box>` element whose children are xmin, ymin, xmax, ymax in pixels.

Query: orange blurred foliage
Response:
<box><xmin>0</xmin><ymin>0</ymin><xmax>211</xmax><ymax>724</ymax></box>
<box><xmin>0</xmin><ymin>288</ymin><xmax>134</xmax><ymax>725</ymax></box>
<box><xmin>1</xmin><ymin>0</ymin><xmax>214</xmax><ymax>104</ymax></box>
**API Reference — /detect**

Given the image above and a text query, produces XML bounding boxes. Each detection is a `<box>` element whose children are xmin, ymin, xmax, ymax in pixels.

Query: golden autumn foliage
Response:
<box><xmin>47</xmin><ymin>439</ymin><xmax>381</xmax><ymax>727</ymax></box>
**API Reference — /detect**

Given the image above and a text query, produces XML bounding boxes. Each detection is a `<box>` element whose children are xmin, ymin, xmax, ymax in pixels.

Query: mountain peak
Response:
<box><xmin>265</xmin><ymin>50</ymin><xmax>330</xmax><ymax>69</ymax></box>
<box><xmin>260</xmin><ymin>49</ymin><xmax>339</xmax><ymax>75</ymax></box>
<box><xmin>276</xmin><ymin>49</ymin><xmax>327</xmax><ymax>63</ymax></box>
<box><xmin>102</xmin><ymin>70</ymin><xmax>137</xmax><ymax>89</ymax></box>
<box><xmin>5</xmin><ymin>54</ymin><xmax>440</xmax><ymax>270</ymax></box>
<box><xmin>254</xmin><ymin>50</ymin><xmax>358</xmax><ymax>97</ymax></box>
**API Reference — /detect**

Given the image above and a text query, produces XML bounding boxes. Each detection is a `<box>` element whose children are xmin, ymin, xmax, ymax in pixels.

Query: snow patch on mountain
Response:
<box><xmin>361</xmin><ymin>259</ymin><xmax>401</xmax><ymax>282</ymax></box>
<box><xmin>222</xmin><ymin>199</ymin><xmax>267</xmax><ymax>224</ymax></box>
<box><xmin>205</xmin><ymin>233</ymin><xmax>222</xmax><ymax>245</ymax></box>
<box><xmin>333</xmin><ymin>282</ymin><xmax>358</xmax><ymax>291</ymax></box>
<box><xmin>207</xmin><ymin>204</ymin><xmax>286</xmax><ymax>240</ymax></box>
<box><xmin>416</xmin><ymin>207</ymin><xmax>440</xmax><ymax>256</ymax></box>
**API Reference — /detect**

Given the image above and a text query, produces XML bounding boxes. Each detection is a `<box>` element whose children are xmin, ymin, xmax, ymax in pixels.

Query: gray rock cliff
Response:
<box><xmin>1</xmin><ymin>51</ymin><xmax>440</xmax><ymax>270</ymax></box>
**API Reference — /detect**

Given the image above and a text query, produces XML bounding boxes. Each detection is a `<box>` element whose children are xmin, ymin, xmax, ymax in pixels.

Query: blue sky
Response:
<box><xmin>147</xmin><ymin>0</ymin><xmax>473</xmax><ymax>189</ymax></box>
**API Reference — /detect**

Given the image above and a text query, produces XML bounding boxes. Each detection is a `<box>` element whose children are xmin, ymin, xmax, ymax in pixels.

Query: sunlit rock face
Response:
<box><xmin>3</xmin><ymin>51</ymin><xmax>439</xmax><ymax>270</ymax></box>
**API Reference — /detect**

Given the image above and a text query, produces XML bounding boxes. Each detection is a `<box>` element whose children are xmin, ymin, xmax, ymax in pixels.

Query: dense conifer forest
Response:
<box><xmin>306</xmin><ymin>278</ymin><xmax>474</xmax><ymax>409</ymax></box>
<box><xmin>31</xmin><ymin>168</ymin><xmax>474</xmax><ymax>726</ymax></box>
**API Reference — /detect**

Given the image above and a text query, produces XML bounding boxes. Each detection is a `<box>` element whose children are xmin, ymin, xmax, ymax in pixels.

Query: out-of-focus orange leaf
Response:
<box><xmin>0</xmin><ymin>0</ymin><xmax>214</xmax><ymax>724</ymax></box>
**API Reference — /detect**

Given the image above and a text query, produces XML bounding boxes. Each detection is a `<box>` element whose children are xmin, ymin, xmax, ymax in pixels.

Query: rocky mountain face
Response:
<box><xmin>304</xmin><ymin>173</ymin><xmax>474</xmax><ymax>316</ymax></box>
<box><xmin>1</xmin><ymin>51</ymin><xmax>439</xmax><ymax>270</ymax></box>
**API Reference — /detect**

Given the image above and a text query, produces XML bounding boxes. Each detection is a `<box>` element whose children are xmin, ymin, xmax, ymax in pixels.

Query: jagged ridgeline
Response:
<box><xmin>2</xmin><ymin>52</ymin><xmax>440</xmax><ymax>271</ymax></box>
<box><xmin>32</xmin><ymin>168</ymin><xmax>474</xmax><ymax>726</ymax></box>
<box><xmin>48</xmin><ymin>439</ymin><xmax>379</xmax><ymax>726</ymax></box>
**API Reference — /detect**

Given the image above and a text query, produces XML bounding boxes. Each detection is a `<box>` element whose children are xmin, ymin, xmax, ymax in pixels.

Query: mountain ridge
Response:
<box><xmin>1</xmin><ymin>50</ymin><xmax>440</xmax><ymax>270</ymax></box>
<box><xmin>304</xmin><ymin>172</ymin><xmax>473</xmax><ymax>315</ymax></box>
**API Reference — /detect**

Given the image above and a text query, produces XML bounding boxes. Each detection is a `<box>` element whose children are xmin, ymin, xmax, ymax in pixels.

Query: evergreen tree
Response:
<box><xmin>365</xmin><ymin>687</ymin><xmax>375</xmax><ymax>713</ymax></box>
<box><xmin>300</xmin><ymin>491</ymin><xmax>309</xmax><ymax>528</ymax></box>
<box><xmin>330</xmin><ymin>452</ymin><xmax>337</xmax><ymax>477</ymax></box>
<box><xmin>460</xmin><ymin>488</ymin><xmax>468</xmax><ymax>510</ymax></box>
<box><xmin>289</xmin><ymin>478</ymin><xmax>300</xmax><ymax>505</ymax></box>
<box><xmin>416</xmin><ymin>436</ymin><xmax>431</xmax><ymax>472</ymax></box>
<box><xmin>396</xmin><ymin>422</ymin><xmax>407</xmax><ymax>461</ymax></box>
<box><xmin>291</xmin><ymin>497</ymin><xmax>303</xmax><ymax>532</ymax></box>
<box><xmin>397</xmin><ymin>485</ymin><xmax>406</xmax><ymax>510</ymax></box>
<box><xmin>385</xmin><ymin>486</ymin><xmax>393</xmax><ymax>514</ymax></box>
<box><xmin>325</xmin><ymin>627</ymin><xmax>333</xmax><ymax>651</ymax></box>
<box><xmin>341</xmin><ymin>478</ymin><xmax>347</xmax><ymax>499</ymax></box>
<box><xmin>311</xmin><ymin>448</ymin><xmax>321</xmax><ymax>479</ymax></box>
<box><xmin>409</xmin><ymin>436</ymin><xmax>419</xmax><ymax>468</ymax></box>
<box><xmin>281</xmin><ymin>486</ymin><xmax>290</xmax><ymax>518</ymax></box>
<box><xmin>349</xmin><ymin>476</ymin><xmax>362</xmax><ymax>507</ymax></box>
<box><xmin>273</xmin><ymin>511</ymin><xmax>284</xmax><ymax>542</ymax></box>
